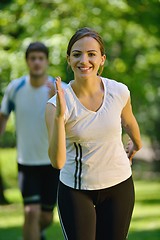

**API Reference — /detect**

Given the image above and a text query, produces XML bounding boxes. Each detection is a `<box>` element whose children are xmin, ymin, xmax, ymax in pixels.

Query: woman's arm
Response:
<box><xmin>45</xmin><ymin>77</ymin><xmax>66</xmax><ymax>169</ymax></box>
<box><xmin>121</xmin><ymin>97</ymin><xmax>142</xmax><ymax>161</ymax></box>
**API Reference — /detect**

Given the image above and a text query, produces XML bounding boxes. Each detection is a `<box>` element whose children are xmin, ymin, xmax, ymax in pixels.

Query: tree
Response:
<box><xmin>0</xmin><ymin>0</ymin><xmax>160</xmax><ymax>155</ymax></box>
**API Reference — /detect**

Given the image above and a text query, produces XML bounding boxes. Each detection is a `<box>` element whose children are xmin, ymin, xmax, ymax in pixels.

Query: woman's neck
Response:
<box><xmin>72</xmin><ymin>76</ymin><xmax>103</xmax><ymax>97</ymax></box>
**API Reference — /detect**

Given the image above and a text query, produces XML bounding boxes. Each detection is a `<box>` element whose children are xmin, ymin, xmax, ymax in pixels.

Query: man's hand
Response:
<box><xmin>46</xmin><ymin>81</ymin><xmax>56</xmax><ymax>99</ymax></box>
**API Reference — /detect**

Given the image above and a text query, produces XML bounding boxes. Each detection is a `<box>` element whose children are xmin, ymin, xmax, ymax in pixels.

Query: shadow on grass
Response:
<box><xmin>129</xmin><ymin>228</ymin><xmax>160</xmax><ymax>240</ymax></box>
<box><xmin>0</xmin><ymin>226</ymin><xmax>160</xmax><ymax>240</ymax></box>
<box><xmin>0</xmin><ymin>222</ymin><xmax>64</xmax><ymax>240</ymax></box>
<box><xmin>0</xmin><ymin>226</ymin><xmax>22</xmax><ymax>240</ymax></box>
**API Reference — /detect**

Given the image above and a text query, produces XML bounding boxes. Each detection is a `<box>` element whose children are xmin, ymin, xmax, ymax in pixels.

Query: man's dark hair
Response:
<box><xmin>25</xmin><ymin>42</ymin><xmax>49</xmax><ymax>59</ymax></box>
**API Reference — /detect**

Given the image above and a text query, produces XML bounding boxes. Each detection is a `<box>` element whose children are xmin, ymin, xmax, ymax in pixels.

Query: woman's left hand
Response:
<box><xmin>55</xmin><ymin>76</ymin><xmax>66</xmax><ymax>118</ymax></box>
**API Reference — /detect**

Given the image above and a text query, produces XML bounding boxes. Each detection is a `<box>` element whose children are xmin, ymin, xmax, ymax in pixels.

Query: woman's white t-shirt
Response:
<box><xmin>48</xmin><ymin>77</ymin><xmax>132</xmax><ymax>190</ymax></box>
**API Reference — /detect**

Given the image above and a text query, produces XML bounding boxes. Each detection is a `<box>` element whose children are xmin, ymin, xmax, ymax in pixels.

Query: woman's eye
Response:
<box><xmin>73</xmin><ymin>53</ymin><xmax>80</xmax><ymax>57</ymax></box>
<box><xmin>88</xmin><ymin>53</ymin><xmax>95</xmax><ymax>57</ymax></box>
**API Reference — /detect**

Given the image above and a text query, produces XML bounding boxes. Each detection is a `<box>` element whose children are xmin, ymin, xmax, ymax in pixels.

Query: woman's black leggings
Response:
<box><xmin>57</xmin><ymin>176</ymin><xmax>135</xmax><ymax>240</ymax></box>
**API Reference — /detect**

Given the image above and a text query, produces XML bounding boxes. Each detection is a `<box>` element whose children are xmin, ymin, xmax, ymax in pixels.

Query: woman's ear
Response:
<box><xmin>101</xmin><ymin>54</ymin><xmax>106</xmax><ymax>66</ymax></box>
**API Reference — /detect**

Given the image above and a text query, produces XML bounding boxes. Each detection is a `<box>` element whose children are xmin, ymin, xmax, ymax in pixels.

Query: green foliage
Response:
<box><xmin>0</xmin><ymin>113</ymin><xmax>16</xmax><ymax>147</ymax></box>
<box><xmin>0</xmin><ymin>130</ymin><xmax>16</xmax><ymax>148</ymax></box>
<box><xmin>0</xmin><ymin>148</ymin><xmax>17</xmax><ymax>188</ymax></box>
<box><xmin>0</xmin><ymin>0</ymin><xmax>160</xmax><ymax>152</ymax></box>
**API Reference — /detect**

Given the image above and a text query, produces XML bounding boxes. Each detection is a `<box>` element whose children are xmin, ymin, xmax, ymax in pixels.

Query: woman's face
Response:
<box><xmin>67</xmin><ymin>36</ymin><xmax>106</xmax><ymax>80</ymax></box>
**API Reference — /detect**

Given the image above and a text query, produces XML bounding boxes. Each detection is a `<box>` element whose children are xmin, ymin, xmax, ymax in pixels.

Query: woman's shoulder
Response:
<box><xmin>102</xmin><ymin>77</ymin><xmax>129</xmax><ymax>94</ymax></box>
<box><xmin>102</xmin><ymin>77</ymin><xmax>128</xmax><ymax>87</ymax></box>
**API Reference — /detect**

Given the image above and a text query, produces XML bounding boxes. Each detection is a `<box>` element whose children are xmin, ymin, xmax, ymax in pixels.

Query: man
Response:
<box><xmin>0</xmin><ymin>42</ymin><xmax>67</xmax><ymax>240</ymax></box>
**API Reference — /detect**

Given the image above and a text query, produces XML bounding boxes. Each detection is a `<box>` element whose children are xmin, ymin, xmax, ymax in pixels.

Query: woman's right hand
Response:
<box><xmin>55</xmin><ymin>76</ymin><xmax>66</xmax><ymax>118</ymax></box>
<box><xmin>125</xmin><ymin>138</ymin><xmax>138</xmax><ymax>165</ymax></box>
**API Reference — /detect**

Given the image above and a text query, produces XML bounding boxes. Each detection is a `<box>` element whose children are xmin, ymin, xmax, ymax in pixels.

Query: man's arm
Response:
<box><xmin>0</xmin><ymin>112</ymin><xmax>9</xmax><ymax>135</ymax></box>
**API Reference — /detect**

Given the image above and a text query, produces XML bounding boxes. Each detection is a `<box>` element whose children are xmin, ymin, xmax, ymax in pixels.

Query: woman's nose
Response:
<box><xmin>79</xmin><ymin>54</ymin><xmax>88</xmax><ymax>64</ymax></box>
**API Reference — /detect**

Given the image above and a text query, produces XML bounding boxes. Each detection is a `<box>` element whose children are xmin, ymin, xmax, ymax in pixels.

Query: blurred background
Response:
<box><xmin>0</xmin><ymin>0</ymin><xmax>160</xmax><ymax>239</ymax></box>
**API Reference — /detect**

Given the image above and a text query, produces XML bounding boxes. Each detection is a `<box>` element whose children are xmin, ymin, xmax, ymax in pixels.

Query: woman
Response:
<box><xmin>45</xmin><ymin>27</ymin><xmax>142</xmax><ymax>240</ymax></box>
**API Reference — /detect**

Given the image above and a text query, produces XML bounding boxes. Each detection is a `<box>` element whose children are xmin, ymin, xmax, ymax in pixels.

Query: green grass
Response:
<box><xmin>0</xmin><ymin>195</ymin><xmax>63</xmax><ymax>240</ymax></box>
<box><xmin>129</xmin><ymin>181</ymin><xmax>160</xmax><ymax>240</ymax></box>
<box><xmin>0</xmin><ymin>148</ymin><xmax>63</xmax><ymax>240</ymax></box>
<box><xmin>0</xmin><ymin>148</ymin><xmax>160</xmax><ymax>240</ymax></box>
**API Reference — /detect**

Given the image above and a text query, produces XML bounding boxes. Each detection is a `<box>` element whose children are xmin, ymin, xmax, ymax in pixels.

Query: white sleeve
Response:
<box><xmin>118</xmin><ymin>82</ymin><xmax>130</xmax><ymax>108</ymax></box>
<box><xmin>48</xmin><ymin>95</ymin><xmax>56</xmax><ymax>107</ymax></box>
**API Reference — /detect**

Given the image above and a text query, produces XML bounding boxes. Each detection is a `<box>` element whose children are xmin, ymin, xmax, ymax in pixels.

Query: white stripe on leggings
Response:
<box><xmin>57</xmin><ymin>200</ymin><xmax>69</xmax><ymax>240</ymax></box>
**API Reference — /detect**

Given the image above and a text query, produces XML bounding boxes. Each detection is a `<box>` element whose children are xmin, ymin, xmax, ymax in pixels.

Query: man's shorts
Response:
<box><xmin>18</xmin><ymin>163</ymin><xmax>60</xmax><ymax>212</ymax></box>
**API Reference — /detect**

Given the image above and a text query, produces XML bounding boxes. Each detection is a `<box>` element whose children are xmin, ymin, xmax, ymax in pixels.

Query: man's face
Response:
<box><xmin>26</xmin><ymin>51</ymin><xmax>48</xmax><ymax>77</ymax></box>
